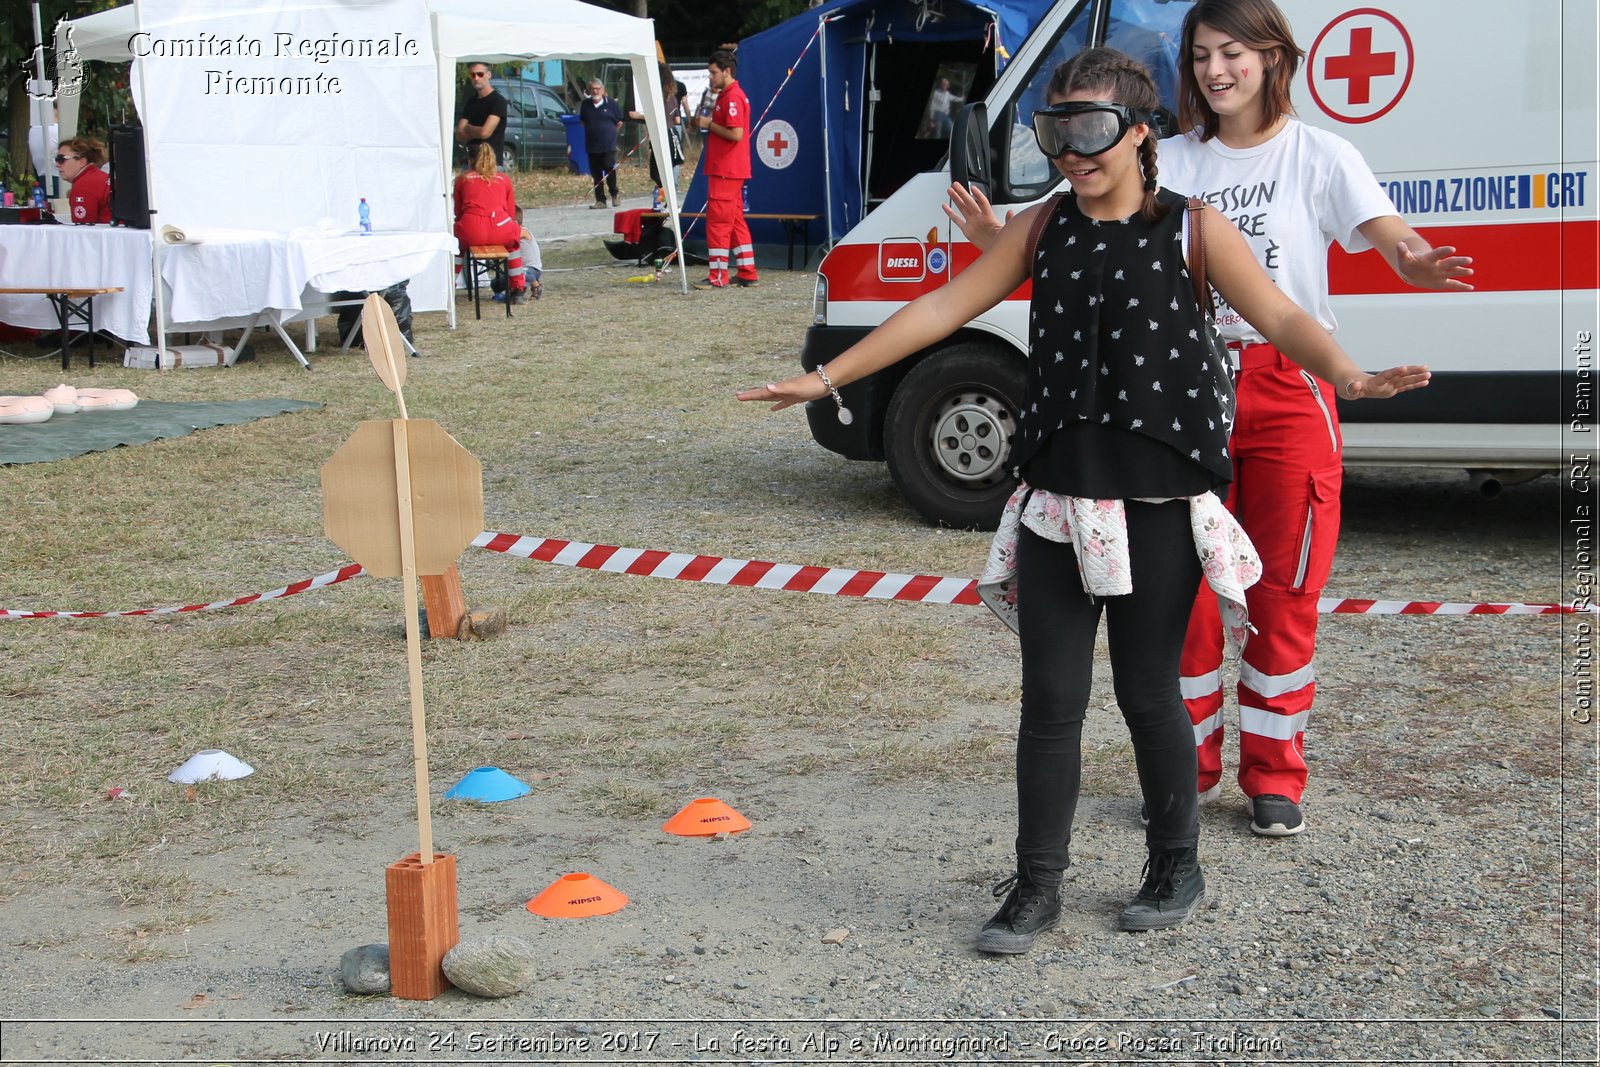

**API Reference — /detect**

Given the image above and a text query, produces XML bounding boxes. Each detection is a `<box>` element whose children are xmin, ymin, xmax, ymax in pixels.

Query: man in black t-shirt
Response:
<box><xmin>456</xmin><ymin>63</ymin><xmax>507</xmax><ymax>165</ymax></box>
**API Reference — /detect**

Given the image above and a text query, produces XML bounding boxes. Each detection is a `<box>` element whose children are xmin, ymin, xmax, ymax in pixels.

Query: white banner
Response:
<box><xmin>130</xmin><ymin>0</ymin><xmax>441</xmax><ymax>234</ymax></box>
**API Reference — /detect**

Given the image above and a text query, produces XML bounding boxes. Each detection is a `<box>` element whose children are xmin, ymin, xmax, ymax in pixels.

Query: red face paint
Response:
<box><xmin>1242</xmin><ymin>67</ymin><xmax>1249</xmax><ymax>78</ymax></box>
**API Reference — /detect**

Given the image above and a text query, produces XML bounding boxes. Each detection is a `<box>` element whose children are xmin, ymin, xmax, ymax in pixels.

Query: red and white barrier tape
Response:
<box><xmin>472</xmin><ymin>532</ymin><xmax>981</xmax><ymax>605</ymax></box>
<box><xmin>0</xmin><ymin>564</ymin><xmax>365</xmax><ymax>620</ymax></box>
<box><xmin>1</xmin><ymin>533</ymin><xmax>1590</xmax><ymax>619</ymax></box>
<box><xmin>472</xmin><ymin>532</ymin><xmax>1591</xmax><ymax>616</ymax></box>
<box><xmin>1316</xmin><ymin>597</ymin><xmax>1577</xmax><ymax>616</ymax></box>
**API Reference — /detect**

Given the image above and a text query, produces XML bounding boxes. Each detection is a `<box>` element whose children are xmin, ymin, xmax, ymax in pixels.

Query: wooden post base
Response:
<box><xmin>420</xmin><ymin>565</ymin><xmax>468</xmax><ymax>639</ymax></box>
<box><xmin>385</xmin><ymin>852</ymin><xmax>459</xmax><ymax>999</ymax></box>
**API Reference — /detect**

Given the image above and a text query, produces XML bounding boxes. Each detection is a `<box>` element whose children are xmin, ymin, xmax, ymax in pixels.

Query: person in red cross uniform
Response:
<box><xmin>1162</xmin><ymin>0</ymin><xmax>1472</xmax><ymax>838</ymax></box>
<box><xmin>694</xmin><ymin>48</ymin><xmax>759</xmax><ymax>289</ymax></box>
<box><xmin>56</xmin><ymin>137</ymin><xmax>111</xmax><ymax>225</ymax></box>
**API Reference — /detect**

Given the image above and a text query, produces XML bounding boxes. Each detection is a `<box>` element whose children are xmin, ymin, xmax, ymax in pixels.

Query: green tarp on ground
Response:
<box><xmin>0</xmin><ymin>399</ymin><xmax>322</xmax><ymax>465</ymax></box>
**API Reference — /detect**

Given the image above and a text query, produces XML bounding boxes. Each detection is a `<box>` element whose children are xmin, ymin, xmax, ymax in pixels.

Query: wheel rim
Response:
<box><xmin>927</xmin><ymin>388</ymin><xmax>1015</xmax><ymax>487</ymax></box>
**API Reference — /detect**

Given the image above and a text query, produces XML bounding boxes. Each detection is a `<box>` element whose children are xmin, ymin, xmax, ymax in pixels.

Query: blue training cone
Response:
<box><xmin>444</xmin><ymin>766</ymin><xmax>530</xmax><ymax>803</ymax></box>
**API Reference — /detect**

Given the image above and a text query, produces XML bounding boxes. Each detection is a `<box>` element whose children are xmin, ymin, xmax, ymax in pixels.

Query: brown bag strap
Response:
<box><xmin>1024</xmin><ymin>193</ymin><xmax>1068</xmax><ymax>265</ymax></box>
<box><xmin>1185</xmin><ymin>196</ymin><xmax>1215</xmax><ymax>317</ymax></box>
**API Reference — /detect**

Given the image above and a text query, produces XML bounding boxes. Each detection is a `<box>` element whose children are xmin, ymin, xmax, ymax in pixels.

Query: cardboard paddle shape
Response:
<box><xmin>362</xmin><ymin>293</ymin><xmax>407</xmax><ymax>412</ymax></box>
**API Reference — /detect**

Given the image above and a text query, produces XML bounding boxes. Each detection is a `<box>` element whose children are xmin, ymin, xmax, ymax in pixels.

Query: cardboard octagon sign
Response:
<box><xmin>321</xmin><ymin>419</ymin><xmax>484</xmax><ymax>577</ymax></box>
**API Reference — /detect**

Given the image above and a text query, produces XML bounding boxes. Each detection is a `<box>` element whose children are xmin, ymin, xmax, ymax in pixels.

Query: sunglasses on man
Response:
<box><xmin>1031</xmin><ymin>102</ymin><xmax>1150</xmax><ymax>159</ymax></box>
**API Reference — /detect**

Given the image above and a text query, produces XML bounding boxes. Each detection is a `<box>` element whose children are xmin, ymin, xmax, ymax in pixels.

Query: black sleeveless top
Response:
<box><xmin>1013</xmin><ymin>188</ymin><xmax>1234</xmax><ymax>498</ymax></box>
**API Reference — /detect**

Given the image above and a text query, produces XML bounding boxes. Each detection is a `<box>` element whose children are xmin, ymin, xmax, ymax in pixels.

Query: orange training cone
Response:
<box><xmin>662</xmin><ymin>797</ymin><xmax>752</xmax><ymax>837</ymax></box>
<box><xmin>526</xmin><ymin>872</ymin><xmax>629</xmax><ymax>918</ymax></box>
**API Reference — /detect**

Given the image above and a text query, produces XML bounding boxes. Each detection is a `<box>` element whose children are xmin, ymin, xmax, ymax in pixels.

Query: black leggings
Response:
<box><xmin>1013</xmin><ymin>499</ymin><xmax>1202</xmax><ymax>882</ymax></box>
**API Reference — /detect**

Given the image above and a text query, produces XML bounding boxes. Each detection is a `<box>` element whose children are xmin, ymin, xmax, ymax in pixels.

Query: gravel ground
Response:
<box><xmin>0</xmin><ymin>232</ymin><xmax>1593</xmax><ymax>1064</ymax></box>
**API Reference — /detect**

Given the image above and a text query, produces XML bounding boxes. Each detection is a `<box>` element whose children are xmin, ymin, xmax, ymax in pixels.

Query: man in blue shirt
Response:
<box><xmin>579</xmin><ymin>79</ymin><xmax>624</xmax><ymax>208</ymax></box>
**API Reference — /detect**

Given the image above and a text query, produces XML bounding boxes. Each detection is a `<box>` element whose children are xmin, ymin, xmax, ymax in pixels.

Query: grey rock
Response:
<box><xmin>442</xmin><ymin>935</ymin><xmax>539</xmax><ymax>999</ymax></box>
<box><xmin>339</xmin><ymin>943</ymin><xmax>390</xmax><ymax>995</ymax></box>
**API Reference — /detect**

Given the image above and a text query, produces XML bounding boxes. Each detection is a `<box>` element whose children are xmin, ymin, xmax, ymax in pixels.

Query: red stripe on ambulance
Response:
<box><xmin>823</xmin><ymin>219</ymin><xmax>1597</xmax><ymax>303</ymax></box>
<box><xmin>1329</xmin><ymin>219</ymin><xmax>1599</xmax><ymax>295</ymax></box>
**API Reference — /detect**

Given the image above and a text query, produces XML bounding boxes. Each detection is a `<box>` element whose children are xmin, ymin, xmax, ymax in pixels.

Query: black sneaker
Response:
<box><xmin>1246</xmin><ymin>794</ymin><xmax>1305</xmax><ymax>836</ymax></box>
<box><xmin>692</xmin><ymin>276</ymin><xmax>728</xmax><ymax>290</ymax></box>
<box><xmin>1118</xmin><ymin>848</ymin><xmax>1207</xmax><ymax>931</ymax></box>
<box><xmin>975</xmin><ymin>872</ymin><xmax>1062</xmax><ymax>955</ymax></box>
<box><xmin>734</xmin><ymin>276</ymin><xmax>760</xmax><ymax>288</ymax></box>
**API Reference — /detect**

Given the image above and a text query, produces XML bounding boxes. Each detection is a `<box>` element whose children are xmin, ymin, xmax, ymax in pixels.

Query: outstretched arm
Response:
<box><xmin>1204</xmin><ymin>205</ymin><xmax>1430</xmax><ymax>400</ymax></box>
<box><xmin>1357</xmin><ymin>215</ymin><xmax>1475</xmax><ymax>291</ymax></box>
<box><xmin>942</xmin><ymin>182</ymin><xmax>1010</xmax><ymax>252</ymax></box>
<box><xmin>737</xmin><ymin>203</ymin><xmax>1041</xmax><ymax>410</ymax></box>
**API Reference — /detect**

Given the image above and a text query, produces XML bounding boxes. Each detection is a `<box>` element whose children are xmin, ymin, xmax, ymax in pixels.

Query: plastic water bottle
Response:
<box><xmin>742</xmin><ymin>184</ymin><xmax>750</xmax><ymax>212</ymax></box>
<box><xmin>358</xmin><ymin>198</ymin><xmax>372</xmax><ymax>235</ymax></box>
<box><xmin>32</xmin><ymin>184</ymin><xmax>46</xmax><ymax>209</ymax></box>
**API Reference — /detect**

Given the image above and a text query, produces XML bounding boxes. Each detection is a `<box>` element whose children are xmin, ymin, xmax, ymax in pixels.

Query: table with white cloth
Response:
<box><xmin>159</xmin><ymin>230</ymin><xmax>455</xmax><ymax>367</ymax></box>
<box><xmin>0</xmin><ymin>224</ymin><xmax>455</xmax><ymax>363</ymax></box>
<box><xmin>0</xmin><ymin>225</ymin><xmax>157</xmax><ymax>345</ymax></box>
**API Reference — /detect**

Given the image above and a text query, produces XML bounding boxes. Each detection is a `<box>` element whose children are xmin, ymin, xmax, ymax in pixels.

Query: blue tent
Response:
<box><xmin>680</xmin><ymin>0</ymin><xmax>1055</xmax><ymax>262</ymax></box>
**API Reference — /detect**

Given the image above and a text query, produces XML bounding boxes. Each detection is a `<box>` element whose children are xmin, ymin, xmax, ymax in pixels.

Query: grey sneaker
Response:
<box><xmin>976</xmin><ymin>873</ymin><xmax>1062</xmax><ymax>955</ymax></box>
<box><xmin>1246</xmin><ymin>794</ymin><xmax>1305</xmax><ymax>836</ymax></box>
<box><xmin>1118</xmin><ymin>848</ymin><xmax>1207</xmax><ymax>931</ymax></box>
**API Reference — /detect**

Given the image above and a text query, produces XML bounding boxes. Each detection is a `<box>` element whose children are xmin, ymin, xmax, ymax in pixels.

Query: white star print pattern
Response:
<box><xmin>1014</xmin><ymin>190</ymin><xmax>1234</xmax><ymax>486</ymax></box>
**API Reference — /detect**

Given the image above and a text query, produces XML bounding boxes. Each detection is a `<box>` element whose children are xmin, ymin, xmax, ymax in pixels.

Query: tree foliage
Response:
<box><xmin>2</xmin><ymin>0</ymin><xmax>127</xmax><ymax>193</ymax></box>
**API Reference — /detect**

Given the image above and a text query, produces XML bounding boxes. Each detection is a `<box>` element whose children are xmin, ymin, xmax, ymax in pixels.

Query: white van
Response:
<box><xmin>796</xmin><ymin>0</ymin><xmax>1596</xmax><ymax>526</ymax></box>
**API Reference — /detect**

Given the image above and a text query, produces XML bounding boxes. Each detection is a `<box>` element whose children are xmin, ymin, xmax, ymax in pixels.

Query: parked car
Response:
<box><xmin>499</xmin><ymin>80</ymin><xmax>573</xmax><ymax>170</ymax></box>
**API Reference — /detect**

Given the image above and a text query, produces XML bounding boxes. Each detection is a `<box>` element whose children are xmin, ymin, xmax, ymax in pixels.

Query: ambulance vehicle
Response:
<box><xmin>795</xmin><ymin>0</ymin><xmax>1596</xmax><ymax>527</ymax></box>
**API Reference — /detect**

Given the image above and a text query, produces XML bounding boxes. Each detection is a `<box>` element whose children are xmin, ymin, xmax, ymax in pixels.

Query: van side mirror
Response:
<box><xmin>950</xmin><ymin>102</ymin><xmax>991</xmax><ymax>201</ymax></box>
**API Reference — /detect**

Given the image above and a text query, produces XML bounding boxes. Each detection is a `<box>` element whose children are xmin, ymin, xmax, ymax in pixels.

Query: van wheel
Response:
<box><xmin>884</xmin><ymin>343</ymin><xmax>1024</xmax><ymax>529</ymax></box>
<box><xmin>499</xmin><ymin>144</ymin><xmax>517</xmax><ymax>170</ymax></box>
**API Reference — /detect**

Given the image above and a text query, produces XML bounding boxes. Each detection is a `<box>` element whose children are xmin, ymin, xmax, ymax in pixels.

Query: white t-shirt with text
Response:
<box><xmin>1159</xmin><ymin>119</ymin><xmax>1396</xmax><ymax>344</ymax></box>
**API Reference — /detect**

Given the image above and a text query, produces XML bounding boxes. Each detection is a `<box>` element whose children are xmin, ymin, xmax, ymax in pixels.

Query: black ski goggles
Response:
<box><xmin>1030</xmin><ymin>102</ymin><xmax>1150</xmax><ymax>158</ymax></box>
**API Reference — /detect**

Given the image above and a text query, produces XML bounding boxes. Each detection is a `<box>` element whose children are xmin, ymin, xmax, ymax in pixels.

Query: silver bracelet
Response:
<box><xmin>815</xmin><ymin>365</ymin><xmax>854</xmax><ymax>425</ymax></box>
<box><xmin>1341</xmin><ymin>379</ymin><xmax>1360</xmax><ymax>400</ymax></box>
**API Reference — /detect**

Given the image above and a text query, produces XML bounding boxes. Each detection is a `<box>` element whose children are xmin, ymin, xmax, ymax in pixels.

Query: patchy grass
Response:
<box><xmin>0</xmin><ymin>264</ymin><xmax>1010</xmax><ymax>960</ymax></box>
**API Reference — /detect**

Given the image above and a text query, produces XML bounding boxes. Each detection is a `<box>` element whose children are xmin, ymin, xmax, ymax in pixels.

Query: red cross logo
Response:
<box><xmin>1322</xmin><ymin>26</ymin><xmax>1393</xmax><ymax>105</ymax></box>
<box><xmin>755</xmin><ymin>120</ymin><xmax>799</xmax><ymax>170</ymax></box>
<box><xmin>1308</xmin><ymin>9</ymin><xmax>1414</xmax><ymax>124</ymax></box>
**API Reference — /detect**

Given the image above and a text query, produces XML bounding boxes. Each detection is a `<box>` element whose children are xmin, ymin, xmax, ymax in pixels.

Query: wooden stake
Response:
<box><xmin>391</xmin><ymin>417</ymin><xmax>432</xmax><ymax>863</ymax></box>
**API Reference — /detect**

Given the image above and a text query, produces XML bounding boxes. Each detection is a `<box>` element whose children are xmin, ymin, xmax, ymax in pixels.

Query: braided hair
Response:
<box><xmin>1046</xmin><ymin>47</ymin><xmax>1168</xmax><ymax>221</ymax></box>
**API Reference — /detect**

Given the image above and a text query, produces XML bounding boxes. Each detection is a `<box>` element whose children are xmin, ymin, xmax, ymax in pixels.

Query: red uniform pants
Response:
<box><xmin>455</xmin><ymin>215</ymin><xmax>525</xmax><ymax>291</ymax></box>
<box><xmin>705</xmin><ymin>176</ymin><xmax>758</xmax><ymax>286</ymax></box>
<box><xmin>1181</xmin><ymin>345</ymin><xmax>1344</xmax><ymax>802</ymax></box>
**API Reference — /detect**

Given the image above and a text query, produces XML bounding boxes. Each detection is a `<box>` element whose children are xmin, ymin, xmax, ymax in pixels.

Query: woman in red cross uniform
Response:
<box><xmin>56</xmin><ymin>138</ymin><xmax>111</xmax><ymax>225</ymax></box>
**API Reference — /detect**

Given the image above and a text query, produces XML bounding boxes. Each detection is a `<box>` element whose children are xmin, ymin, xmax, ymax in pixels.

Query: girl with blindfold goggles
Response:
<box><xmin>738</xmin><ymin>46</ymin><xmax>1427</xmax><ymax>951</ymax></box>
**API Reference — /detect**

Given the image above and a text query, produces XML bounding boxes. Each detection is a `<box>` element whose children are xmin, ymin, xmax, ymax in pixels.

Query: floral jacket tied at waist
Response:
<box><xmin>977</xmin><ymin>483</ymin><xmax>1262</xmax><ymax>651</ymax></box>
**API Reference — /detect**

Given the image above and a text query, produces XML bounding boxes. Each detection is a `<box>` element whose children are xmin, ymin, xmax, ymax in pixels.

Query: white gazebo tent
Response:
<box><xmin>55</xmin><ymin>0</ymin><xmax>690</xmax><ymax>314</ymax></box>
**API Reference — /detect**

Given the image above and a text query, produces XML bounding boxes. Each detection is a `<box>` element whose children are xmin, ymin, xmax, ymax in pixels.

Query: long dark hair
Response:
<box><xmin>1177</xmin><ymin>0</ymin><xmax>1303</xmax><ymax>141</ymax></box>
<box><xmin>1046</xmin><ymin>47</ymin><xmax>1167</xmax><ymax>221</ymax></box>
